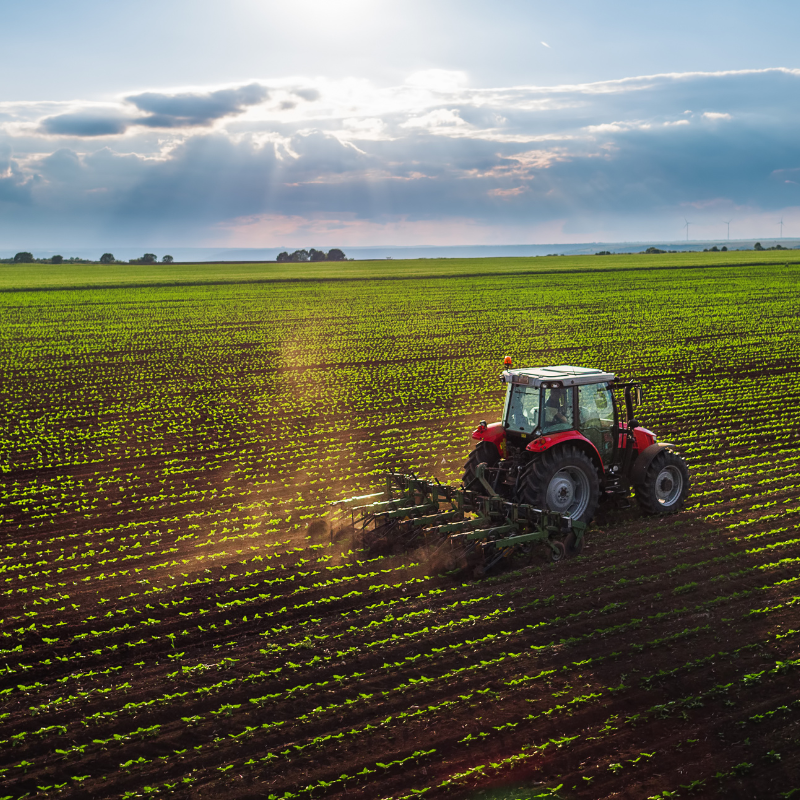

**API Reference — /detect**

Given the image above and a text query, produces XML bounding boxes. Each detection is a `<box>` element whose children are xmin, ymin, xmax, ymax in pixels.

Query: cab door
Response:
<box><xmin>577</xmin><ymin>383</ymin><xmax>615</xmax><ymax>465</ymax></box>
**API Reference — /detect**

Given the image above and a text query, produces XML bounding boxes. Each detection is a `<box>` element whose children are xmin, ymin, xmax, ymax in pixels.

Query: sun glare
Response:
<box><xmin>247</xmin><ymin>0</ymin><xmax>374</xmax><ymax>38</ymax></box>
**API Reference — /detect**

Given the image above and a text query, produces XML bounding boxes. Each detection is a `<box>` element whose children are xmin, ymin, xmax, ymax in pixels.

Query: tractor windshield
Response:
<box><xmin>504</xmin><ymin>384</ymin><xmax>540</xmax><ymax>434</ymax></box>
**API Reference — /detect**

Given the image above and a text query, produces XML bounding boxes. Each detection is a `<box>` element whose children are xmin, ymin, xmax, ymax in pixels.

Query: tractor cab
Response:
<box><xmin>501</xmin><ymin>365</ymin><xmax>619</xmax><ymax>462</ymax></box>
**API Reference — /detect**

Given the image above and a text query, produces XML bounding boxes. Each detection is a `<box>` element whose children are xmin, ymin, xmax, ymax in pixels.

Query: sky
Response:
<box><xmin>3</xmin><ymin>0</ymin><xmax>800</xmax><ymax>253</ymax></box>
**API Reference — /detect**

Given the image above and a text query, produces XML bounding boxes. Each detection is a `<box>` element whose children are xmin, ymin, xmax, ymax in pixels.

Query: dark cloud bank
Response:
<box><xmin>38</xmin><ymin>83</ymin><xmax>272</xmax><ymax>137</ymax></box>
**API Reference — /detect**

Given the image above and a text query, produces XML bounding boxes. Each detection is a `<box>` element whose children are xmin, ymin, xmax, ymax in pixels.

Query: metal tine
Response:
<box><xmin>481</xmin><ymin>546</ymin><xmax>512</xmax><ymax>574</ymax></box>
<box><xmin>330</xmin><ymin>492</ymin><xmax>383</xmax><ymax>507</ymax></box>
<box><xmin>349</xmin><ymin>502</ymin><xmax>412</xmax><ymax>521</ymax></box>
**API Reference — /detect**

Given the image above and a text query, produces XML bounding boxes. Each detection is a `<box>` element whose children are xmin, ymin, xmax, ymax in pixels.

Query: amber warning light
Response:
<box><xmin>503</xmin><ymin>355</ymin><xmax>513</xmax><ymax>367</ymax></box>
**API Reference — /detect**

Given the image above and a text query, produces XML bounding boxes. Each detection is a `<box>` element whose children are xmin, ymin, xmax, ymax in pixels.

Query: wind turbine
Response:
<box><xmin>778</xmin><ymin>218</ymin><xmax>784</xmax><ymax>238</ymax></box>
<box><xmin>723</xmin><ymin>219</ymin><xmax>731</xmax><ymax>241</ymax></box>
<box><xmin>683</xmin><ymin>218</ymin><xmax>692</xmax><ymax>242</ymax></box>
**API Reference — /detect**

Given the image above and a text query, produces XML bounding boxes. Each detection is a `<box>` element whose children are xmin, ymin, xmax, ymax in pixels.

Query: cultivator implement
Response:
<box><xmin>336</xmin><ymin>470</ymin><xmax>587</xmax><ymax>576</ymax></box>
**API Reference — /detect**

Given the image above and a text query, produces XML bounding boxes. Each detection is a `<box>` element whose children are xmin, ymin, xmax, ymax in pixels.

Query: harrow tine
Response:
<box><xmin>359</xmin><ymin>517</ymin><xmax>404</xmax><ymax>553</ymax></box>
<box><xmin>482</xmin><ymin>545</ymin><xmax>514</xmax><ymax>574</ymax></box>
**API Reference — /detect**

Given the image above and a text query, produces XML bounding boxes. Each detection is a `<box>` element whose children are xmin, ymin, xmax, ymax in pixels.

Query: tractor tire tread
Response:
<box><xmin>519</xmin><ymin>444</ymin><xmax>600</xmax><ymax>524</ymax></box>
<box><xmin>634</xmin><ymin>449</ymin><xmax>690</xmax><ymax>515</ymax></box>
<box><xmin>462</xmin><ymin>441</ymin><xmax>500</xmax><ymax>490</ymax></box>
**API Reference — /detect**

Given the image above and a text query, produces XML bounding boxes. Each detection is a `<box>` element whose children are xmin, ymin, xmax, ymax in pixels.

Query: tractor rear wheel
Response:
<box><xmin>634</xmin><ymin>449</ymin><xmax>690</xmax><ymax>515</ymax></box>
<box><xmin>520</xmin><ymin>445</ymin><xmax>600</xmax><ymax>524</ymax></box>
<box><xmin>462</xmin><ymin>441</ymin><xmax>500</xmax><ymax>490</ymax></box>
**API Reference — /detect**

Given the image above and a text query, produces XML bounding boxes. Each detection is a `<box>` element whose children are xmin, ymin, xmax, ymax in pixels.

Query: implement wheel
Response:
<box><xmin>634</xmin><ymin>449</ymin><xmax>690</xmax><ymax>515</ymax></box>
<box><xmin>550</xmin><ymin>541</ymin><xmax>566</xmax><ymax>562</ymax></box>
<box><xmin>521</xmin><ymin>444</ymin><xmax>600</xmax><ymax>524</ymax></box>
<box><xmin>462</xmin><ymin>441</ymin><xmax>500</xmax><ymax>491</ymax></box>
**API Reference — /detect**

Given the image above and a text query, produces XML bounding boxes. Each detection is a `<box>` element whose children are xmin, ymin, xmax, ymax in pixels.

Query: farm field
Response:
<box><xmin>1</xmin><ymin>255</ymin><xmax>799</xmax><ymax>800</ymax></box>
<box><xmin>3</xmin><ymin>249</ymin><xmax>800</xmax><ymax>291</ymax></box>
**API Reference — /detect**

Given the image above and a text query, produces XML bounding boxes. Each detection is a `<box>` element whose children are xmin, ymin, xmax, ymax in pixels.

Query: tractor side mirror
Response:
<box><xmin>634</xmin><ymin>386</ymin><xmax>643</xmax><ymax>407</ymax></box>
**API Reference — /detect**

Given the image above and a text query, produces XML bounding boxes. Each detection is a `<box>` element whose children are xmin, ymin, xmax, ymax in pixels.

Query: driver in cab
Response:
<box><xmin>544</xmin><ymin>387</ymin><xmax>570</xmax><ymax>426</ymax></box>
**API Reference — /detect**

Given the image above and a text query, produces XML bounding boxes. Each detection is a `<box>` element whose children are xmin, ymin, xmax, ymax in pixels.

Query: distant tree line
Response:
<box><xmin>276</xmin><ymin>248</ymin><xmax>347</xmax><ymax>263</ymax></box>
<box><xmin>127</xmin><ymin>253</ymin><xmax>173</xmax><ymax>264</ymax></box>
<box><xmin>0</xmin><ymin>252</ymin><xmax>95</xmax><ymax>264</ymax></box>
<box><xmin>1</xmin><ymin>250</ymin><xmax>351</xmax><ymax>264</ymax></box>
<box><xmin>752</xmin><ymin>242</ymin><xmax>789</xmax><ymax>251</ymax></box>
<box><xmin>0</xmin><ymin>252</ymin><xmax>174</xmax><ymax>265</ymax></box>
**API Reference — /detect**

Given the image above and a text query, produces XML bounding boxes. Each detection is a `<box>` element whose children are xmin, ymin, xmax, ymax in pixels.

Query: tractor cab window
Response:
<box><xmin>504</xmin><ymin>384</ymin><xmax>540</xmax><ymax>434</ymax></box>
<box><xmin>578</xmin><ymin>383</ymin><xmax>615</xmax><ymax>463</ymax></box>
<box><xmin>541</xmin><ymin>386</ymin><xmax>573</xmax><ymax>433</ymax></box>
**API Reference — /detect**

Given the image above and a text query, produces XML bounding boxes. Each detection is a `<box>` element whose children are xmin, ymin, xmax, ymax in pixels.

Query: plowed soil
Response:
<box><xmin>1</xmin><ymin>258</ymin><xmax>799</xmax><ymax>800</ymax></box>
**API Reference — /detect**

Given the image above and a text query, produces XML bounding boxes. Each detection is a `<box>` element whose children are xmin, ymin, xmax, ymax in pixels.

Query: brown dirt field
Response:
<box><xmin>2</xmin><ymin>264</ymin><xmax>800</xmax><ymax>800</ymax></box>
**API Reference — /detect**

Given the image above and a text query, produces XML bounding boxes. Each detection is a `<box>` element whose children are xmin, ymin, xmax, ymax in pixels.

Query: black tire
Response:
<box><xmin>550</xmin><ymin>541</ymin><xmax>566</xmax><ymax>562</ymax></box>
<box><xmin>635</xmin><ymin>449</ymin><xmax>690</xmax><ymax>515</ymax></box>
<box><xmin>520</xmin><ymin>444</ymin><xmax>600</xmax><ymax>524</ymax></box>
<box><xmin>563</xmin><ymin>531</ymin><xmax>585</xmax><ymax>557</ymax></box>
<box><xmin>462</xmin><ymin>441</ymin><xmax>500</xmax><ymax>490</ymax></box>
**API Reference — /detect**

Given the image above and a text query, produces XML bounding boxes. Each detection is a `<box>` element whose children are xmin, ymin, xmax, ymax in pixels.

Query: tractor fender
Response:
<box><xmin>631</xmin><ymin>443</ymin><xmax>672</xmax><ymax>485</ymax></box>
<box><xmin>526</xmin><ymin>431</ymin><xmax>604</xmax><ymax>476</ymax></box>
<box><xmin>471</xmin><ymin>421</ymin><xmax>505</xmax><ymax>458</ymax></box>
<box><xmin>617</xmin><ymin>423</ymin><xmax>657</xmax><ymax>451</ymax></box>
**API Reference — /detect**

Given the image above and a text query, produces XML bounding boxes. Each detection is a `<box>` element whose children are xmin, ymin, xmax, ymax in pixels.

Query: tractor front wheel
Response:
<box><xmin>462</xmin><ymin>441</ymin><xmax>500</xmax><ymax>490</ymax></box>
<box><xmin>520</xmin><ymin>445</ymin><xmax>600</xmax><ymax>524</ymax></box>
<box><xmin>634</xmin><ymin>449</ymin><xmax>690</xmax><ymax>515</ymax></box>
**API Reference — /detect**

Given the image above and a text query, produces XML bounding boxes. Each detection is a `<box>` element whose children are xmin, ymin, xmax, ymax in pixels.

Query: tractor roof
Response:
<box><xmin>502</xmin><ymin>364</ymin><xmax>615</xmax><ymax>387</ymax></box>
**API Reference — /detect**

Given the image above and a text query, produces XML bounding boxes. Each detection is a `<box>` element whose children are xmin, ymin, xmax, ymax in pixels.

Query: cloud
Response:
<box><xmin>37</xmin><ymin>148</ymin><xmax>84</xmax><ymax>181</ymax></box>
<box><xmin>401</xmin><ymin>108</ymin><xmax>469</xmax><ymax>131</ymax></box>
<box><xmin>0</xmin><ymin>144</ymin><xmax>35</xmax><ymax>204</ymax></box>
<box><xmin>7</xmin><ymin>67</ymin><xmax>800</xmax><ymax>246</ymax></box>
<box><xmin>126</xmin><ymin>82</ymin><xmax>270</xmax><ymax>128</ymax></box>
<box><xmin>35</xmin><ymin>82</ymin><xmax>272</xmax><ymax>138</ymax></box>
<box><xmin>39</xmin><ymin>110</ymin><xmax>131</xmax><ymax>137</ymax></box>
<box><xmin>291</xmin><ymin>87</ymin><xmax>321</xmax><ymax>102</ymax></box>
<box><xmin>489</xmin><ymin>186</ymin><xmax>527</xmax><ymax>198</ymax></box>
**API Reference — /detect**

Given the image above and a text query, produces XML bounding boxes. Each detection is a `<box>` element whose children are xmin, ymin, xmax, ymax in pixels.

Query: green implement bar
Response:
<box><xmin>408</xmin><ymin>509</ymin><xmax>462</xmax><ymax>527</ymax></box>
<box><xmin>379</xmin><ymin>502</ymin><xmax>437</xmax><ymax>520</ymax></box>
<box><xmin>350</xmin><ymin>498</ymin><xmax>413</xmax><ymax>514</ymax></box>
<box><xmin>492</xmin><ymin>530</ymin><xmax>551</xmax><ymax>548</ymax></box>
<box><xmin>435</xmin><ymin>516</ymin><xmax>492</xmax><ymax>536</ymax></box>
<box><xmin>453</xmin><ymin>523</ymin><xmax>519</xmax><ymax>542</ymax></box>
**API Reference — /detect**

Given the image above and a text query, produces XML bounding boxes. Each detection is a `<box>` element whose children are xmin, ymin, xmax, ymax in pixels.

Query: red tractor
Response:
<box><xmin>463</xmin><ymin>362</ymin><xmax>689</xmax><ymax>523</ymax></box>
<box><xmin>341</xmin><ymin>361</ymin><xmax>690</xmax><ymax>571</ymax></box>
